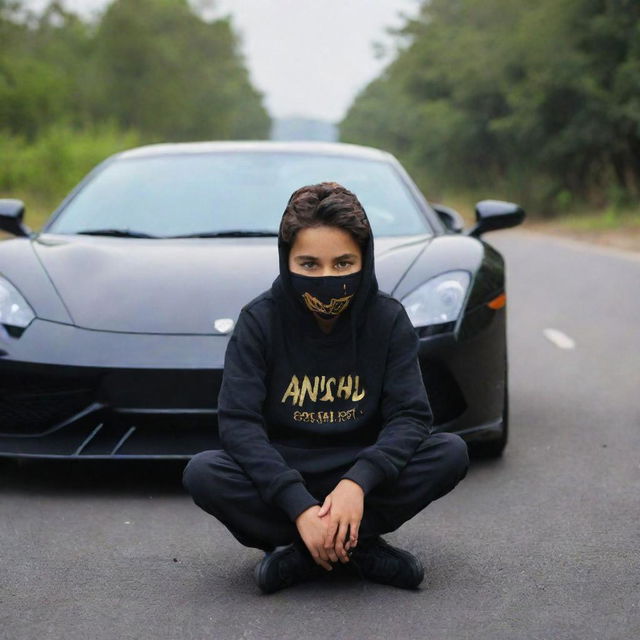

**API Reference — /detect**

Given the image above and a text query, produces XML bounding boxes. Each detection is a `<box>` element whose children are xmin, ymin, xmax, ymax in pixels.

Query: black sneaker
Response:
<box><xmin>254</xmin><ymin>540</ymin><xmax>325</xmax><ymax>594</ymax></box>
<box><xmin>347</xmin><ymin>536</ymin><xmax>424</xmax><ymax>589</ymax></box>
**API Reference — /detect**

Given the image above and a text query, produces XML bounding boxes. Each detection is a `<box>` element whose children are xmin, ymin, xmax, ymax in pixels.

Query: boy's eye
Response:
<box><xmin>297</xmin><ymin>260</ymin><xmax>353</xmax><ymax>270</ymax></box>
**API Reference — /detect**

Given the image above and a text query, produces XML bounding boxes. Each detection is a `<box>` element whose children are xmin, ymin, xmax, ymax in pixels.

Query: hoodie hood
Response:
<box><xmin>270</xmin><ymin>205</ymin><xmax>379</xmax><ymax>370</ymax></box>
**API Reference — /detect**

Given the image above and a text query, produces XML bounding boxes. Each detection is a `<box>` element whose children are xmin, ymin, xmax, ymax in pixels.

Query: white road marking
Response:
<box><xmin>543</xmin><ymin>328</ymin><xmax>576</xmax><ymax>349</ymax></box>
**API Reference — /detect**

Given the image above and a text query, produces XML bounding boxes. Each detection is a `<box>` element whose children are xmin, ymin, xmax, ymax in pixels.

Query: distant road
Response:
<box><xmin>2</xmin><ymin>229</ymin><xmax>639</xmax><ymax>639</ymax></box>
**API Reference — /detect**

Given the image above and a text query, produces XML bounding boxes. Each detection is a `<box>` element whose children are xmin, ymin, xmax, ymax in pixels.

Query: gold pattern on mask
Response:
<box><xmin>281</xmin><ymin>374</ymin><xmax>366</xmax><ymax>407</ymax></box>
<box><xmin>301</xmin><ymin>292</ymin><xmax>354</xmax><ymax>316</ymax></box>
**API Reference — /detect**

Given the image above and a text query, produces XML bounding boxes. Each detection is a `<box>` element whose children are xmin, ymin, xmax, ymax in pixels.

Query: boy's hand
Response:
<box><xmin>317</xmin><ymin>478</ymin><xmax>364</xmax><ymax>563</ymax></box>
<box><xmin>294</xmin><ymin>505</ymin><xmax>335</xmax><ymax>571</ymax></box>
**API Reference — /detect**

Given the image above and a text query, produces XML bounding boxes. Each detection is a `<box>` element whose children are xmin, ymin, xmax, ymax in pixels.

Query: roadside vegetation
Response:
<box><xmin>340</xmin><ymin>0</ymin><xmax>640</xmax><ymax>233</ymax></box>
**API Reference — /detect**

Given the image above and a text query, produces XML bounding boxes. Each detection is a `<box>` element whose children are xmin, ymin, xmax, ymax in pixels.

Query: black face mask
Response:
<box><xmin>290</xmin><ymin>271</ymin><xmax>362</xmax><ymax>320</ymax></box>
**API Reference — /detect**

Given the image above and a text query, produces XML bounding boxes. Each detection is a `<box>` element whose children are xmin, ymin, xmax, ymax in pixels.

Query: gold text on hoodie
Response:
<box><xmin>281</xmin><ymin>374</ymin><xmax>366</xmax><ymax>407</ymax></box>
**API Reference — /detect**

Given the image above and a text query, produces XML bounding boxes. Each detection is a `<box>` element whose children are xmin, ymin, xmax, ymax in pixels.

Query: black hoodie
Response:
<box><xmin>217</xmin><ymin>207</ymin><xmax>434</xmax><ymax>522</ymax></box>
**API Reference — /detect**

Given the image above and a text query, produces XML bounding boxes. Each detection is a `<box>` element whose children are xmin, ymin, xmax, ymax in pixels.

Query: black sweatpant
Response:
<box><xmin>182</xmin><ymin>432</ymin><xmax>469</xmax><ymax>552</ymax></box>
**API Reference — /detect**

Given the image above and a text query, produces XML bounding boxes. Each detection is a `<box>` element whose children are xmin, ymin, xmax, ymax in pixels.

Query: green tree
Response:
<box><xmin>90</xmin><ymin>0</ymin><xmax>269</xmax><ymax>140</ymax></box>
<box><xmin>341</xmin><ymin>0</ymin><xmax>640</xmax><ymax>212</ymax></box>
<box><xmin>0</xmin><ymin>0</ymin><xmax>270</xmax><ymax>141</ymax></box>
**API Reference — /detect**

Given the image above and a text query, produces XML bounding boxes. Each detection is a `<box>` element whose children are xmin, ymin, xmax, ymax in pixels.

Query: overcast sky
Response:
<box><xmin>25</xmin><ymin>0</ymin><xmax>420</xmax><ymax>122</ymax></box>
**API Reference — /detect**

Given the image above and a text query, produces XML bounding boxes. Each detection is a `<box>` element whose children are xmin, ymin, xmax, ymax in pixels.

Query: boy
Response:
<box><xmin>183</xmin><ymin>182</ymin><xmax>469</xmax><ymax>593</ymax></box>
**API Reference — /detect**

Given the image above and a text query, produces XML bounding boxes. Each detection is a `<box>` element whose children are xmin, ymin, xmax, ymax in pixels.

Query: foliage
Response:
<box><xmin>0</xmin><ymin>121</ymin><xmax>141</xmax><ymax>207</ymax></box>
<box><xmin>340</xmin><ymin>0</ymin><xmax>640</xmax><ymax>214</ymax></box>
<box><xmin>90</xmin><ymin>0</ymin><xmax>268</xmax><ymax>140</ymax></box>
<box><xmin>0</xmin><ymin>0</ymin><xmax>270</xmax><ymax>142</ymax></box>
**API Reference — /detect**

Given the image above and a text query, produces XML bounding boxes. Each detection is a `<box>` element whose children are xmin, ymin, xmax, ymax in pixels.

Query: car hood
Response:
<box><xmin>32</xmin><ymin>234</ymin><xmax>431</xmax><ymax>333</ymax></box>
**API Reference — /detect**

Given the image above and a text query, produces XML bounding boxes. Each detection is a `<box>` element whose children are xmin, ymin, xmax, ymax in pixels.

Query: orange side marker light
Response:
<box><xmin>487</xmin><ymin>293</ymin><xmax>506</xmax><ymax>309</ymax></box>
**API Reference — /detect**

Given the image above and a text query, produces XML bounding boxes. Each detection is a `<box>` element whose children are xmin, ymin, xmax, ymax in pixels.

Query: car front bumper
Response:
<box><xmin>0</xmin><ymin>302</ymin><xmax>506</xmax><ymax>458</ymax></box>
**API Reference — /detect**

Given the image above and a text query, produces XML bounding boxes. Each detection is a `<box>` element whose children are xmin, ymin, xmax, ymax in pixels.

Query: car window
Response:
<box><xmin>45</xmin><ymin>152</ymin><xmax>432</xmax><ymax>237</ymax></box>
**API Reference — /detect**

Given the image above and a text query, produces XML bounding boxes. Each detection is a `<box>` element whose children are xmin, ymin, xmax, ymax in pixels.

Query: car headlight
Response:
<box><xmin>0</xmin><ymin>276</ymin><xmax>36</xmax><ymax>328</ymax></box>
<box><xmin>401</xmin><ymin>270</ymin><xmax>471</xmax><ymax>327</ymax></box>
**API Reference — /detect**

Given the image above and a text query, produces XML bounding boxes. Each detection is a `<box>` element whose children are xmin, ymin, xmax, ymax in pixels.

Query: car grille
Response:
<box><xmin>0</xmin><ymin>363</ymin><xmax>464</xmax><ymax>456</ymax></box>
<box><xmin>0</xmin><ymin>371</ymin><xmax>98</xmax><ymax>435</ymax></box>
<box><xmin>0</xmin><ymin>366</ymin><xmax>224</xmax><ymax>457</ymax></box>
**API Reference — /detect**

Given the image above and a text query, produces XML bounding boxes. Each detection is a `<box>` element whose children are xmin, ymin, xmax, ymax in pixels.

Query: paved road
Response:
<box><xmin>2</xmin><ymin>230</ymin><xmax>639</xmax><ymax>640</ymax></box>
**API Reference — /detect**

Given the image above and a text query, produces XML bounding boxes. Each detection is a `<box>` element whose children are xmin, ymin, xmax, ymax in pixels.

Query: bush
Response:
<box><xmin>0</xmin><ymin>122</ymin><xmax>141</xmax><ymax>225</ymax></box>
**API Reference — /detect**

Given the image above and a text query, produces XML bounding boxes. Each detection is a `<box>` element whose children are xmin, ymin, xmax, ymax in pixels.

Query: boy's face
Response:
<box><xmin>288</xmin><ymin>225</ymin><xmax>362</xmax><ymax>277</ymax></box>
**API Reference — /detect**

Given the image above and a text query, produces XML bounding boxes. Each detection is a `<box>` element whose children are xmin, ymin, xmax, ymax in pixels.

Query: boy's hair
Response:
<box><xmin>279</xmin><ymin>181</ymin><xmax>371</xmax><ymax>248</ymax></box>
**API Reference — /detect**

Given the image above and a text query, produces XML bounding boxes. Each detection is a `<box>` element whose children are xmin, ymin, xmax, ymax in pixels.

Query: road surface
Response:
<box><xmin>2</xmin><ymin>230</ymin><xmax>639</xmax><ymax>639</ymax></box>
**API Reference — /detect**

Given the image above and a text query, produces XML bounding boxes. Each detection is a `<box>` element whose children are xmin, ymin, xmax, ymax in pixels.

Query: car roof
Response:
<box><xmin>117</xmin><ymin>140</ymin><xmax>393</xmax><ymax>162</ymax></box>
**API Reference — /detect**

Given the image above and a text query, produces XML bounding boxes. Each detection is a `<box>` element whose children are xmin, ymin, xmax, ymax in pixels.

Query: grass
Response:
<box><xmin>421</xmin><ymin>190</ymin><xmax>640</xmax><ymax>252</ymax></box>
<box><xmin>534</xmin><ymin>207</ymin><xmax>640</xmax><ymax>231</ymax></box>
<box><xmin>523</xmin><ymin>207</ymin><xmax>640</xmax><ymax>253</ymax></box>
<box><xmin>0</xmin><ymin>190</ymin><xmax>58</xmax><ymax>230</ymax></box>
<box><xmin>0</xmin><ymin>122</ymin><xmax>142</xmax><ymax>238</ymax></box>
<box><xmin>433</xmin><ymin>191</ymin><xmax>640</xmax><ymax>231</ymax></box>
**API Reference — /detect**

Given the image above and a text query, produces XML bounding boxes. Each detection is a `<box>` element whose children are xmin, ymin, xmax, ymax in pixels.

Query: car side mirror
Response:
<box><xmin>467</xmin><ymin>200</ymin><xmax>525</xmax><ymax>237</ymax></box>
<box><xmin>431</xmin><ymin>203</ymin><xmax>466</xmax><ymax>234</ymax></box>
<box><xmin>0</xmin><ymin>199</ymin><xmax>32</xmax><ymax>237</ymax></box>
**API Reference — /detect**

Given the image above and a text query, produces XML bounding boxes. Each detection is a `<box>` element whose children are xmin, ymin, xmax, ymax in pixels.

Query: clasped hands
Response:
<box><xmin>294</xmin><ymin>478</ymin><xmax>364</xmax><ymax>571</ymax></box>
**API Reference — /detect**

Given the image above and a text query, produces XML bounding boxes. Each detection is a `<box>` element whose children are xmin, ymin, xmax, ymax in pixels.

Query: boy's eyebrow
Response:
<box><xmin>293</xmin><ymin>253</ymin><xmax>358</xmax><ymax>261</ymax></box>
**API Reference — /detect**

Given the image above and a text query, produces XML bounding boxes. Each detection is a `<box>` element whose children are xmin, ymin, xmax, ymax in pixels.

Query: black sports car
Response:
<box><xmin>0</xmin><ymin>141</ymin><xmax>524</xmax><ymax>460</ymax></box>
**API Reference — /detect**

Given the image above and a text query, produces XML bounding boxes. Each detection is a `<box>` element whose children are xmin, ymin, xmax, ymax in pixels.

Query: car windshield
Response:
<box><xmin>45</xmin><ymin>152</ymin><xmax>432</xmax><ymax>238</ymax></box>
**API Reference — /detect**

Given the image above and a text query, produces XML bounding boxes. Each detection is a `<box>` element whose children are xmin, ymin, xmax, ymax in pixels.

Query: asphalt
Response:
<box><xmin>1</xmin><ymin>229</ymin><xmax>639</xmax><ymax>640</ymax></box>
